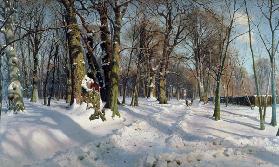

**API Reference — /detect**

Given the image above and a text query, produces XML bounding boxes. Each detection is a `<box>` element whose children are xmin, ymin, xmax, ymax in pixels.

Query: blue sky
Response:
<box><xmin>233</xmin><ymin>0</ymin><xmax>279</xmax><ymax>74</ymax></box>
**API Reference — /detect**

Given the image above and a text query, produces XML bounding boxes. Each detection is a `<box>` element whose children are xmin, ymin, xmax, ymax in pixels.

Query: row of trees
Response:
<box><xmin>0</xmin><ymin>0</ymin><xmax>278</xmax><ymax>133</ymax></box>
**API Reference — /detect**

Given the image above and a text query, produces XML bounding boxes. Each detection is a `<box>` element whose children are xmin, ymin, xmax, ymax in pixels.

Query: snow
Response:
<box><xmin>149</xmin><ymin>82</ymin><xmax>155</xmax><ymax>88</ymax></box>
<box><xmin>87</xmin><ymin>32</ymin><xmax>93</xmax><ymax>36</ymax></box>
<box><xmin>81</xmin><ymin>75</ymin><xmax>94</xmax><ymax>92</ymax></box>
<box><xmin>102</xmin><ymin>62</ymin><xmax>110</xmax><ymax>66</ymax></box>
<box><xmin>152</xmin><ymin>65</ymin><xmax>159</xmax><ymax>71</ymax></box>
<box><xmin>99</xmin><ymin>41</ymin><xmax>106</xmax><ymax>45</ymax></box>
<box><xmin>0</xmin><ymin>98</ymin><xmax>278</xmax><ymax>167</ymax></box>
<box><xmin>8</xmin><ymin>81</ymin><xmax>19</xmax><ymax>91</ymax></box>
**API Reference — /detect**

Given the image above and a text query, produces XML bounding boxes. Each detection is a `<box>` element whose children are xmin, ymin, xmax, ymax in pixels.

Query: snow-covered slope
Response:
<box><xmin>0</xmin><ymin>98</ymin><xmax>278</xmax><ymax>167</ymax></box>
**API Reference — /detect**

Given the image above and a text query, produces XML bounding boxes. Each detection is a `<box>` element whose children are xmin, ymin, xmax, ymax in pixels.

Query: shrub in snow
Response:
<box><xmin>81</xmin><ymin>75</ymin><xmax>105</xmax><ymax>121</ymax></box>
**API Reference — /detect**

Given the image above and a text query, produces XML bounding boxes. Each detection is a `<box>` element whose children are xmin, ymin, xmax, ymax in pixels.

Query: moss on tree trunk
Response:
<box><xmin>62</xmin><ymin>0</ymin><xmax>86</xmax><ymax>105</ymax></box>
<box><xmin>107</xmin><ymin>1</ymin><xmax>123</xmax><ymax>117</ymax></box>
<box><xmin>110</xmin><ymin>42</ymin><xmax>120</xmax><ymax>117</ymax></box>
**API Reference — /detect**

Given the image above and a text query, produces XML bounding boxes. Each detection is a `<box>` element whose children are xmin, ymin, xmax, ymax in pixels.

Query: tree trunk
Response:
<box><xmin>48</xmin><ymin>56</ymin><xmax>56</xmax><ymax>106</ymax></box>
<box><xmin>43</xmin><ymin>44</ymin><xmax>53</xmax><ymax>105</ymax></box>
<box><xmin>19</xmin><ymin>39</ymin><xmax>28</xmax><ymax>98</ymax></box>
<box><xmin>147</xmin><ymin>70</ymin><xmax>156</xmax><ymax>98</ymax></box>
<box><xmin>158</xmin><ymin>31</ymin><xmax>171</xmax><ymax>104</ymax></box>
<box><xmin>204</xmin><ymin>73</ymin><xmax>210</xmax><ymax>104</ymax></box>
<box><xmin>244</xmin><ymin>0</ymin><xmax>265</xmax><ymax>130</ymax></box>
<box><xmin>131</xmin><ymin>66</ymin><xmax>140</xmax><ymax>106</ymax></box>
<box><xmin>63</xmin><ymin>14</ymin><xmax>71</xmax><ymax>104</ymax></box>
<box><xmin>108</xmin><ymin>1</ymin><xmax>125</xmax><ymax>117</ymax></box>
<box><xmin>197</xmin><ymin>68</ymin><xmax>204</xmax><ymax>101</ymax></box>
<box><xmin>66</xmin><ymin>71</ymin><xmax>71</xmax><ymax>103</ymax></box>
<box><xmin>110</xmin><ymin>41</ymin><xmax>120</xmax><ymax>117</ymax></box>
<box><xmin>225</xmin><ymin>86</ymin><xmax>229</xmax><ymax>107</ymax></box>
<box><xmin>270</xmin><ymin>59</ymin><xmax>277</xmax><ymax>126</ymax></box>
<box><xmin>4</xmin><ymin>1</ymin><xmax>24</xmax><ymax>111</ymax></box>
<box><xmin>30</xmin><ymin>50</ymin><xmax>39</xmax><ymax>102</ymax></box>
<box><xmin>0</xmin><ymin>56</ymin><xmax>2</xmax><ymax>116</ymax></box>
<box><xmin>48</xmin><ymin>44</ymin><xmax>59</xmax><ymax>106</ymax></box>
<box><xmin>159</xmin><ymin>55</ymin><xmax>167</xmax><ymax>104</ymax></box>
<box><xmin>213</xmin><ymin>75</ymin><xmax>221</xmax><ymax>120</ymax></box>
<box><xmin>97</xmin><ymin>2</ymin><xmax>112</xmax><ymax>105</ymax></box>
<box><xmin>122</xmin><ymin>48</ymin><xmax>133</xmax><ymax>104</ymax></box>
<box><xmin>131</xmin><ymin>87</ymin><xmax>138</xmax><ymax>106</ymax></box>
<box><xmin>130</xmin><ymin>81</ymin><xmax>139</xmax><ymax>106</ymax></box>
<box><xmin>62</xmin><ymin>0</ymin><xmax>86</xmax><ymax>105</ymax></box>
<box><xmin>263</xmin><ymin>71</ymin><xmax>271</xmax><ymax>121</ymax></box>
<box><xmin>176</xmin><ymin>87</ymin><xmax>180</xmax><ymax>100</ymax></box>
<box><xmin>56</xmin><ymin>54</ymin><xmax>61</xmax><ymax>100</ymax></box>
<box><xmin>259</xmin><ymin>106</ymin><xmax>264</xmax><ymax>130</ymax></box>
<box><xmin>122</xmin><ymin>81</ymin><xmax>127</xmax><ymax>104</ymax></box>
<box><xmin>159</xmin><ymin>71</ymin><xmax>167</xmax><ymax>104</ymax></box>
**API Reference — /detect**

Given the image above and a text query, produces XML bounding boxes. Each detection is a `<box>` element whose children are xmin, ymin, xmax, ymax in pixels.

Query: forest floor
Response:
<box><xmin>0</xmin><ymin>98</ymin><xmax>278</xmax><ymax>167</ymax></box>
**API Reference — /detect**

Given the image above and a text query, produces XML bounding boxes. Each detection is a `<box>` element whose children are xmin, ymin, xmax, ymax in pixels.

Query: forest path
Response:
<box><xmin>0</xmin><ymin>99</ymin><xmax>278</xmax><ymax>167</ymax></box>
<box><xmin>0</xmin><ymin>100</ymin><xmax>123</xmax><ymax>167</ymax></box>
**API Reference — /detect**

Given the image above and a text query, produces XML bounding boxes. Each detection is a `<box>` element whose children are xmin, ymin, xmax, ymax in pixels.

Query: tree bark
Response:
<box><xmin>122</xmin><ymin>48</ymin><xmax>133</xmax><ymax>104</ymax></box>
<box><xmin>159</xmin><ymin>68</ymin><xmax>167</xmax><ymax>104</ymax></box>
<box><xmin>131</xmin><ymin>62</ymin><xmax>140</xmax><ymax>106</ymax></box>
<box><xmin>0</xmin><ymin>56</ymin><xmax>2</xmax><ymax>116</ymax></box>
<box><xmin>48</xmin><ymin>44</ymin><xmax>59</xmax><ymax>106</ymax></box>
<box><xmin>61</xmin><ymin>0</ymin><xmax>86</xmax><ymax>105</ymax></box>
<box><xmin>159</xmin><ymin>40</ymin><xmax>168</xmax><ymax>104</ymax></box>
<box><xmin>270</xmin><ymin>59</ymin><xmax>277</xmax><ymax>126</ymax></box>
<box><xmin>110</xmin><ymin>2</ymin><xmax>121</xmax><ymax>116</ymax></box>
<box><xmin>147</xmin><ymin>71</ymin><xmax>156</xmax><ymax>98</ymax></box>
<box><xmin>245</xmin><ymin>0</ymin><xmax>264</xmax><ymax>130</ymax></box>
<box><xmin>4</xmin><ymin>1</ymin><xmax>25</xmax><ymax>111</ymax></box>
<box><xmin>43</xmin><ymin>43</ymin><xmax>54</xmax><ymax>105</ymax></box>
<box><xmin>213</xmin><ymin>75</ymin><xmax>221</xmax><ymax>120</ymax></box>
<box><xmin>30</xmin><ymin>47</ymin><xmax>39</xmax><ymax>102</ymax></box>
<box><xmin>97</xmin><ymin>1</ymin><xmax>112</xmax><ymax>105</ymax></box>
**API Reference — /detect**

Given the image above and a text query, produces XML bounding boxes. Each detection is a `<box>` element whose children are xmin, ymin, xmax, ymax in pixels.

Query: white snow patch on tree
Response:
<box><xmin>8</xmin><ymin>81</ymin><xmax>19</xmax><ymax>91</ymax></box>
<box><xmin>102</xmin><ymin>62</ymin><xmax>110</xmax><ymax>66</ymax></box>
<box><xmin>81</xmin><ymin>75</ymin><xmax>94</xmax><ymax>92</ymax></box>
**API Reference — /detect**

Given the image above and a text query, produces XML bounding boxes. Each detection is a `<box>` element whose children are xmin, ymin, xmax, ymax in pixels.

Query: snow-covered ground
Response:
<box><xmin>0</xmin><ymin>98</ymin><xmax>278</xmax><ymax>167</ymax></box>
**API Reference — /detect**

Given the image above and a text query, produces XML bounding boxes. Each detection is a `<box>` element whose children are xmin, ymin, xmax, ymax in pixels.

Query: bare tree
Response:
<box><xmin>211</xmin><ymin>0</ymin><xmax>244</xmax><ymax>121</ymax></box>
<box><xmin>245</xmin><ymin>0</ymin><xmax>265</xmax><ymax>130</ymax></box>
<box><xmin>185</xmin><ymin>8</ymin><xmax>220</xmax><ymax>103</ymax></box>
<box><xmin>257</xmin><ymin>0</ymin><xmax>279</xmax><ymax>126</ymax></box>
<box><xmin>149</xmin><ymin>0</ymin><xmax>190</xmax><ymax>104</ymax></box>
<box><xmin>18</xmin><ymin>2</ymin><xmax>47</xmax><ymax>102</ymax></box>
